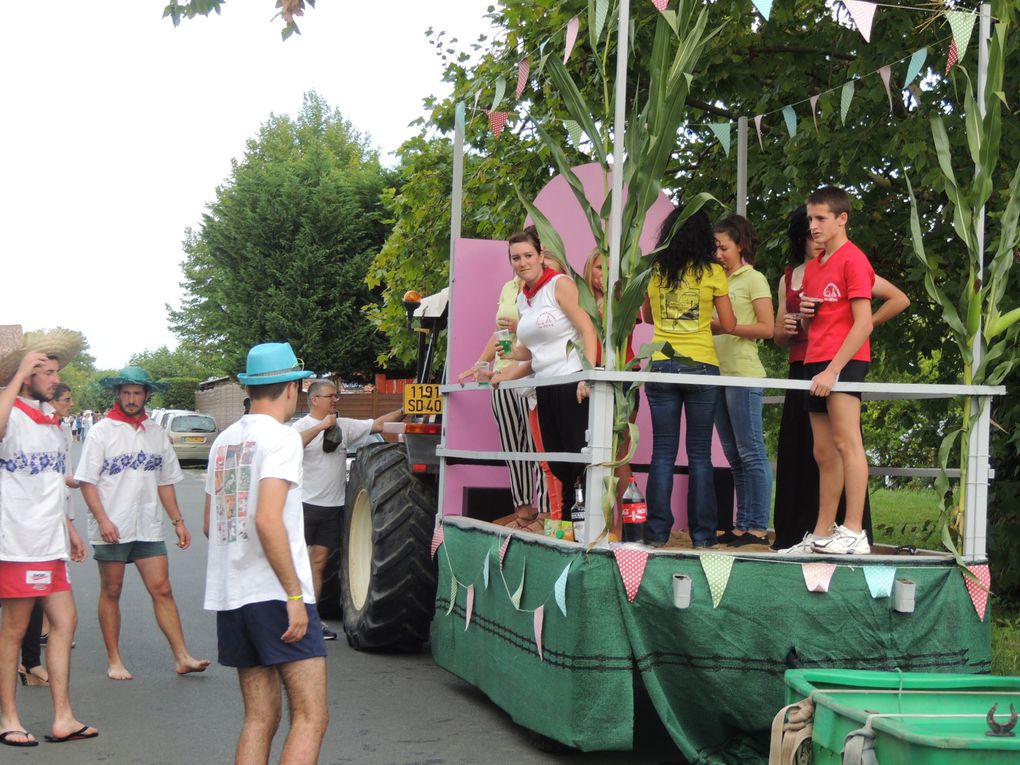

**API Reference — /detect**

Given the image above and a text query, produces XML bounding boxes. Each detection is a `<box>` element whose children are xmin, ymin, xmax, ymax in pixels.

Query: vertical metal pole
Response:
<box><xmin>584</xmin><ymin>0</ymin><xmax>630</xmax><ymax>546</ymax></box>
<box><xmin>963</xmin><ymin>4</ymin><xmax>992</xmax><ymax>562</ymax></box>
<box><xmin>436</xmin><ymin>101</ymin><xmax>466</xmax><ymax>527</ymax></box>
<box><xmin>736</xmin><ymin>116</ymin><xmax>748</xmax><ymax>216</ymax></box>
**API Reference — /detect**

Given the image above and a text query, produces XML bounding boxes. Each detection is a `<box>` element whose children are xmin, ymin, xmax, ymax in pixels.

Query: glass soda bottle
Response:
<box><xmin>569</xmin><ymin>480</ymin><xmax>585</xmax><ymax>544</ymax></box>
<box><xmin>621</xmin><ymin>477</ymin><xmax>647</xmax><ymax>544</ymax></box>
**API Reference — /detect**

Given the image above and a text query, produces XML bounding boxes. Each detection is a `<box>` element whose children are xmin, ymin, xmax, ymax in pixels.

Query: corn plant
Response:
<box><xmin>906</xmin><ymin>13</ymin><xmax>1020</xmax><ymax>555</ymax></box>
<box><xmin>513</xmin><ymin>0</ymin><xmax>721</xmax><ymax>530</ymax></box>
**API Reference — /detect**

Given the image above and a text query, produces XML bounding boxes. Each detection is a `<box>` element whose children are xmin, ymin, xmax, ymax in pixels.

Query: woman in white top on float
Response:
<box><xmin>491</xmin><ymin>228</ymin><xmax>598</xmax><ymax>499</ymax></box>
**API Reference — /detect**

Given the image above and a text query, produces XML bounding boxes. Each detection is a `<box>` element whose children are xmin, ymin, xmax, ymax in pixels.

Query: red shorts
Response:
<box><xmin>0</xmin><ymin>560</ymin><xmax>71</xmax><ymax>599</ymax></box>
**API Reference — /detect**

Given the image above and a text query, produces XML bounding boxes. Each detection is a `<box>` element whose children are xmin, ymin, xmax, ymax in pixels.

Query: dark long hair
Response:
<box><xmin>787</xmin><ymin>205</ymin><xmax>810</xmax><ymax>266</ymax></box>
<box><xmin>652</xmin><ymin>207</ymin><xmax>716</xmax><ymax>290</ymax></box>
<box><xmin>507</xmin><ymin>226</ymin><xmax>541</xmax><ymax>256</ymax></box>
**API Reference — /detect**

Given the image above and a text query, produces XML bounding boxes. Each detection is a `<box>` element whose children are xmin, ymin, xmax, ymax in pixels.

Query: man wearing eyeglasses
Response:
<box><xmin>291</xmin><ymin>380</ymin><xmax>402</xmax><ymax>641</ymax></box>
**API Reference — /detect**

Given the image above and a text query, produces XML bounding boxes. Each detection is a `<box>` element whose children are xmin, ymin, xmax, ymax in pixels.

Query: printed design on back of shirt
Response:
<box><xmin>0</xmin><ymin>451</ymin><xmax>67</xmax><ymax>475</ymax></box>
<box><xmin>101</xmin><ymin>451</ymin><xmax>164</xmax><ymax>476</ymax></box>
<box><xmin>213</xmin><ymin>441</ymin><xmax>255</xmax><ymax>545</ymax></box>
<box><xmin>659</xmin><ymin>288</ymin><xmax>701</xmax><ymax>333</ymax></box>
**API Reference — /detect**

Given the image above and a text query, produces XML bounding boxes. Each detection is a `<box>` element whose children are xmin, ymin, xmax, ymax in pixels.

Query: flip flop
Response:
<box><xmin>0</xmin><ymin>730</ymin><xmax>39</xmax><ymax>747</ymax></box>
<box><xmin>44</xmin><ymin>725</ymin><xmax>98</xmax><ymax>743</ymax></box>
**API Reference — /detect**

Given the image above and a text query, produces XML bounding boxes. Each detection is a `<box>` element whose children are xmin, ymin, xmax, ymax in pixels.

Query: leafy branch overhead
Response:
<box><xmin>163</xmin><ymin>0</ymin><xmax>315</xmax><ymax>40</ymax></box>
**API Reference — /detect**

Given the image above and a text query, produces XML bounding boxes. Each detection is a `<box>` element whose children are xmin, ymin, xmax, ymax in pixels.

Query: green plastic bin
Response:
<box><xmin>783</xmin><ymin>669</ymin><xmax>1020</xmax><ymax>764</ymax></box>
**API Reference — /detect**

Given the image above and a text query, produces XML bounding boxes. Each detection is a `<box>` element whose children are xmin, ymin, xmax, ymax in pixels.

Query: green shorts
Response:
<box><xmin>92</xmin><ymin>540</ymin><xmax>168</xmax><ymax>563</ymax></box>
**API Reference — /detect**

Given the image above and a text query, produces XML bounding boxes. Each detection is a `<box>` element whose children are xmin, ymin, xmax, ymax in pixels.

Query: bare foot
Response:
<box><xmin>176</xmin><ymin>657</ymin><xmax>210</xmax><ymax>675</ymax></box>
<box><xmin>0</xmin><ymin>729</ymin><xmax>36</xmax><ymax>745</ymax></box>
<box><xmin>107</xmin><ymin>664</ymin><xmax>133</xmax><ymax>681</ymax></box>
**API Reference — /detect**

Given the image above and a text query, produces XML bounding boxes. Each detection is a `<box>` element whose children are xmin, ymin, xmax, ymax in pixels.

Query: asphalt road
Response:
<box><xmin>9</xmin><ymin>445</ymin><xmax>684</xmax><ymax>764</ymax></box>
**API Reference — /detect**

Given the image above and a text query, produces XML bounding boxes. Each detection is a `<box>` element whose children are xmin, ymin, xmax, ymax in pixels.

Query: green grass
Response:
<box><xmin>867</xmin><ymin>485</ymin><xmax>1018</xmax><ymax>676</ymax></box>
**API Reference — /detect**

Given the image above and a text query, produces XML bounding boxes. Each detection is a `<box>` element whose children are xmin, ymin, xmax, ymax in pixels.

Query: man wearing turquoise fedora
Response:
<box><xmin>202</xmin><ymin>342</ymin><xmax>329</xmax><ymax>763</ymax></box>
<box><xmin>75</xmin><ymin>366</ymin><xmax>209</xmax><ymax>681</ymax></box>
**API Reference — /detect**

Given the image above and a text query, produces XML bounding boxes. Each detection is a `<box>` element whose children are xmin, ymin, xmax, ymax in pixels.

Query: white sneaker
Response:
<box><xmin>777</xmin><ymin>532</ymin><xmax>821</xmax><ymax>555</ymax></box>
<box><xmin>812</xmin><ymin>525</ymin><xmax>870</xmax><ymax>555</ymax></box>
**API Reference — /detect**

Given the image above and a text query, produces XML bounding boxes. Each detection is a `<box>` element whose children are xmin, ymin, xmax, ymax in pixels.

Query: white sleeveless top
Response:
<box><xmin>516</xmin><ymin>274</ymin><xmax>584</xmax><ymax>378</ymax></box>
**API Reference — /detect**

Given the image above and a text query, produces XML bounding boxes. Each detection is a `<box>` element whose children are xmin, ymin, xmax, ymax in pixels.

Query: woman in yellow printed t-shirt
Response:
<box><xmin>641</xmin><ymin>208</ymin><xmax>735</xmax><ymax>548</ymax></box>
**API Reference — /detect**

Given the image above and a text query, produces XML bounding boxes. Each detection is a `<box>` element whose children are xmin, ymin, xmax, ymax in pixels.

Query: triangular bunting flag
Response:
<box><xmin>510</xmin><ymin>559</ymin><xmax>526</xmax><ymax>609</ymax></box>
<box><xmin>752</xmin><ymin>0</ymin><xmax>772</xmax><ymax>21</ymax></box>
<box><xmin>472</xmin><ymin>88</ymin><xmax>481</xmax><ymax>114</ymax></box>
<box><xmin>563</xmin><ymin>119</ymin><xmax>583</xmax><ymax>146</ymax></box>
<box><xmin>843</xmin><ymin>0</ymin><xmax>876</xmax><ymax>43</ymax></box>
<box><xmin>534</xmin><ymin>605</ymin><xmax>545</xmax><ymax>661</ymax></box>
<box><xmin>554</xmin><ymin>561</ymin><xmax>571</xmax><ymax>617</ymax></box>
<box><xmin>499</xmin><ymin>535</ymin><xmax>511</xmax><ymax>569</ymax></box>
<box><xmin>840</xmin><ymin>81</ymin><xmax>855</xmax><ymax>126</ymax></box>
<box><xmin>802</xmin><ymin>562</ymin><xmax>837</xmax><ymax>593</ymax></box>
<box><xmin>782</xmin><ymin>105</ymin><xmax>797</xmax><ymax>138</ymax></box>
<box><xmin>863</xmin><ymin>565</ymin><xmax>896</xmax><ymax>598</ymax></box>
<box><xmin>515</xmin><ymin>58</ymin><xmax>530</xmax><ymax>100</ymax></box>
<box><xmin>964</xmin><ymin>564</ymin><xmax>991</xmax><ymax>621</ymax></box>
<box><xmin>700</xmin><ymin>554</ymin><xmax>735</xmax><ymax>608</ymax></box>
<box><xmin>810</xmin><ymin>94</ymin><xmax>820</xmax><ymax>135</ymax></box>
<box><xmin>879</xmin><ymin>65</ymin><xmax>894</xmax><ymax>112</ymax></box>
<box><xmin>483</xmin><ymin>552</ymin><xmax>491</xmax><ymax>589</ymax></box>
<box><xmin>564</xmin><ymin>15</ymin><xmax>580</xmax><ymax>64</ymax></box>
<box><xmin>651</xmin><ymin>0</ymin><xmax>668</xmax><ymax>11</ymax></box>
<box><xmin>945</xmin><ymin>39</ymin><xmax>959</xmax><ymax>74</ymax></box>
<box><xmin>593</xmin><ymin>0</ymin><xmax>609</xmax><ymax>45</ymax></box>
<box><xmin>708</xmin><ymin>122</ymin><xmax>731</xmax><ymax>156</ymax></box>
<box><xmin>904</xmin><ymin>48</ymin><xmax>927</xmax><ymax>88</ymax></box>
<box><xmin>753</xmin><ymin>114</ymin><xmax>764</xmax><ymax>149</ymax></box>
<box><xmin>945</xmin><ymin>10</ymin><xmax>977</xmax><ymax>68</ymax></box>
<box><xmin>491</xmin><ymin>77</ymin><xmax>506</xmax><ymax>111</ymax></box>
<box><xmin>485</xmin><ymin>110</ymin><xmax>509</xmax><ymax>139</ymax></box>
<box><xmin>613</xmin><ymin>547</ymin><xmax>649</xmax><ymax>603</ymax></box>
<box><xmin>430</xmin><ymin>526</ymin><xmax>445</xmax><ymax>559</ymax></box>
<box><xmin>464</xmin><ymin>584</ymin><xmax>475</xmax><ymax>630</ymax></box>
<box><xmin>446</xmin><ymin>576</ymin><xmax>457</xmax><ymax>614</ymax></box>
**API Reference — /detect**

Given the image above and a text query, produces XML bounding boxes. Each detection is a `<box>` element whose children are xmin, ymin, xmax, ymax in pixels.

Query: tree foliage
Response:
<box><xmin>170</xmin><ymin>92</ymin><xmax>392</xmax><ymax>380</ymax></box>
<box><xmin>162</xmin><ymin>0</ymin><xmax>314</xmax><ymax>39</ymax></box>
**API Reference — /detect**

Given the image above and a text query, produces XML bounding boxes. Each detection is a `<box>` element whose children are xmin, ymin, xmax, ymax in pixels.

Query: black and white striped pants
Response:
<box><xmin>490</xmin><ymin>385</ymin><xmax>548</xmax><ymax>513</ymax></box>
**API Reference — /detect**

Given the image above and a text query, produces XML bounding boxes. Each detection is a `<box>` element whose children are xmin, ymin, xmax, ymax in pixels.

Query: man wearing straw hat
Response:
<box><xmin>75</xmin><ymin>366</ymin><xmax>209</xmax><ymax>681</ymax></box>
<box><xmin>203</xmin><ymin>342</ymin><xmax>328</xmax><ymax>763</ymax></box>
<box><xmin>0</xmin><ymin>329</ymin><xmax>97</xmax><ymax>747</ymax></box>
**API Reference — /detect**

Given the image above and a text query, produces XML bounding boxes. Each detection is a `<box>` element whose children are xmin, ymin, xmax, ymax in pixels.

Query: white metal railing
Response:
<box><xmin>438</xmin><ymin>369</ymin><xmax>1004</xmax><ymax>561</ymax></box>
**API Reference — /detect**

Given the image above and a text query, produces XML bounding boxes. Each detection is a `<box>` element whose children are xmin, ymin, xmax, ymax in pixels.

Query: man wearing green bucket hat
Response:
<box><xmin>75</xmin><ymin>365</ymin><xmax>209</xmax><ymax>681</ymax></box>
<box><xmin>202</xmin><ymin>342</ymin><xmax>328</xmax><ymax>763</ymax></box>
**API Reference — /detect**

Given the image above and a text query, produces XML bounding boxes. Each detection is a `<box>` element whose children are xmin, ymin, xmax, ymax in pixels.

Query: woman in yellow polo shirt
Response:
<box><xmin>641</xmin><ymin>208</ymin><xmax>735</xmax><ymax>548</ymax></box>
<box><xmin>712</xmin><ymin>215</ymin><xmax>775</xmax><ymax>547</ymax></box>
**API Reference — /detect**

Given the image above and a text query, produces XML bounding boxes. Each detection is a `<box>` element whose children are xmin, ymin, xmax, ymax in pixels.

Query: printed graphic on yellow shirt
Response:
<box><xmin>660</xmin><ymin>288</ymin><xmax>701</xmax><ymax>333</ymax></box>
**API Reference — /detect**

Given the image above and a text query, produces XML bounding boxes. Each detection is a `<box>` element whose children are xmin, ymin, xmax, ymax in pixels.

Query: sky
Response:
<box><xmin>1</xmin><ymin>1</ymin><xmax>493</xmax><ymax>369</ymax></box>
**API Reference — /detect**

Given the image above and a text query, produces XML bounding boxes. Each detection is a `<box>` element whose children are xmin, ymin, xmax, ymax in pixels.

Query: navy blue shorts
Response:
<box><xmin>216</xmin><ymin>601</ymin><xmax>327</xmax><ymax>668</ymax></box>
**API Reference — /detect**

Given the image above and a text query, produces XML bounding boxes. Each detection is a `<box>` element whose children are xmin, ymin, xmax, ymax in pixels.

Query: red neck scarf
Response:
<box><xmin>14</xmin><ymin>398</ymin><xmax>61</xmax><ymax>426</ymax></box>
<box><xmin>521</xmin><ymin>267</ymin><xmax>557</xmax><ymax>305</ymax></box>
<box><xmin>106</xmin><ymin>401</ymin><xmax>148</xmax><ymax>430</ymax></box>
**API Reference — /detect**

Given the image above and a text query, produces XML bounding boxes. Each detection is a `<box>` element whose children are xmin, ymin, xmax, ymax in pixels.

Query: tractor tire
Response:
<box><xmin>341</xmin><ymin>441</ymin><xmax>438</xmax><ymax>652</ymax></box>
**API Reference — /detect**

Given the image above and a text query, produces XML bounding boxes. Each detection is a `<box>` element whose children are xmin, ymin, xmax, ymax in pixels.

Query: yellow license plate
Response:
<box><xmin>185</xmin><ymin>436</ymin><xmax>205</xmax><ymax>443</ymax></box>
<box><xmin>403</xmin><ymin>384</ymin><xmax>443</xmax><ymax>416</ymax></box>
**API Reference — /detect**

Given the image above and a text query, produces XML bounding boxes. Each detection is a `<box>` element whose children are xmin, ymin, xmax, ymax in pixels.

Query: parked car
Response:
<box><xmin>165</xmin><ymin>411</ymin><xmax>218</xmax><ymax>464</ymax></box>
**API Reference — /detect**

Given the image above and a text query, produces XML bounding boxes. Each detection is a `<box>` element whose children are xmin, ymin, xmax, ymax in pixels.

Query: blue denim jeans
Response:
<box><xmin>644</xmin><ymin>360</ymin><xmax>720</xmax><ymax>545</ymax></box>
<box><xmin>715</xmin><ymin>385</ymin><xmax>772</xmax><ymax>531</ymax></box>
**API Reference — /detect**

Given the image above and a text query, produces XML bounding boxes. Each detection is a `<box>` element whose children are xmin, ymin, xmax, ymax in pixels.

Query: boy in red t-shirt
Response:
<box><xmin>790</xmin><ymin>187</ymin><xmax>875</xmax><ymax>555</ymax></box>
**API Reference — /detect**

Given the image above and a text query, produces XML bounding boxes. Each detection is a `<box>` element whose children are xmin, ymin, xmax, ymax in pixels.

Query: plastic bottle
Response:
<box><xmin>621</xmin><ymin>477</ymin><xmax>647</xmax><ymax>544</ymax></box>
<box><xmin>569</xmin><ymin>480</ymin><xmax>585</xmax><ymax>544</ymax></box>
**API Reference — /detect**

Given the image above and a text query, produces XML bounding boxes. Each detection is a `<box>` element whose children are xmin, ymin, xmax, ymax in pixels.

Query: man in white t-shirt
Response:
<box><xmin>291</xmin><ymin>379</ymin><xmax>403</xmax><ymax>640</ymax></box>
<box><xmin>0</xmin><ymin>337</ymin><xmax>96</xmax><ymax>747</ymax></box>
<box><xmin>203</xmin><ymin>342</ymin><xmax>328</xmax><ymax>764</ymax></box>
<box><xmin>75</xmin><ymin>366</ymin><xmax>208</xmax><ymax>681</ymax></box>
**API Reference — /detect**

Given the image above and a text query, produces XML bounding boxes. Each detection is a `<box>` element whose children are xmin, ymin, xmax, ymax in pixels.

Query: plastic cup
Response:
<box><xmin>496</xmin><ymin>329</ymin><xmax>512</xmax><ymax>355</ymax></box>
<box><xmin>473</xmin><ymin>361</ymin><xmax>490</xmax><ymax>386</ymax></box>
